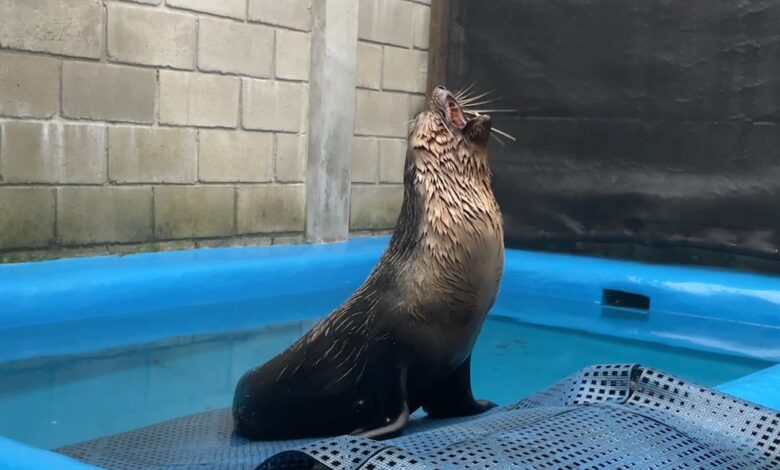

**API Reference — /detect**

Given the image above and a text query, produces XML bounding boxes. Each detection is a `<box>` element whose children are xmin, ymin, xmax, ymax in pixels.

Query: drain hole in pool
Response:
<box><xmin>602</xmin><ymin>289</ymin><xmax>650</xmax><ymax>319</ymax></box>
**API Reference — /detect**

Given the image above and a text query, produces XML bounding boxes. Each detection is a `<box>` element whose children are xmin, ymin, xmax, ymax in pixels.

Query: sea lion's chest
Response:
<box><xmin>401</xmin><ymin>180</ymin><xmax>504</xmax><ymax>364</ymax></box>
<box><xmin>422</xmin><ymin>177</ymin><xmax>504</xmax><ymax>287</ymax></box>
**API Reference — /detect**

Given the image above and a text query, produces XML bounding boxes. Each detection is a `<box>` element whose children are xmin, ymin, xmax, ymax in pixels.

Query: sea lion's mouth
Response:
<box><xmin>431</xmin><ymin>86</ymin><xmax>468</xmax><ymax>131</ymax></box>
<box><xmin>446</xmin><ymin>97</ymin><xmax>466</xmax><ymax>129</ymax></box>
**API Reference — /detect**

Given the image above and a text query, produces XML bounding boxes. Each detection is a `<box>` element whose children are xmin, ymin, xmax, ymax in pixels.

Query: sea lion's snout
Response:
<box><xmin>464</xmin><ymin>114</ymin><xmax>492</xmax><ymax>146</ymax></box>
<box><xmin>468</xmin><ymin>114</ymin><xmax>492</xmax><ymax>129</ymax></box>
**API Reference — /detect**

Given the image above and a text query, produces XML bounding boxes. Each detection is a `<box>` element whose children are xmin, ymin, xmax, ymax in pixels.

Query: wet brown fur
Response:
<box><xmin>233</xmin><ymin>87</ymin><xmax>504</xmax><ymax>441</ymax></box>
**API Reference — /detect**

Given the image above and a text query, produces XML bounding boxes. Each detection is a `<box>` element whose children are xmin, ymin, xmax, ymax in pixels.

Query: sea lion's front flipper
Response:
<box><xmin>421</xmin><ymin>356</ymin><xmax>497</xmax><ymax>418</ymax></box>
<box><xmin>354</xmin><ymin>401</ymin><xmax>410</xmax><ymax>440</ymax></box>
<box><xmin>351</xmin><ymin>366</ymin><xmax>410</xmax><ymax>440</ymax></box>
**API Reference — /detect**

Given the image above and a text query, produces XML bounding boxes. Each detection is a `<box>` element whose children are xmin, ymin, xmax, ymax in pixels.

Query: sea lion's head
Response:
<box><xmin>408</xmin><ymin>86</ymin><xmax>492</xmax><ymax>161</ymax></box>
<box><xmin>430</xmin><ymin>85</ymin><xmax>468</xmax><ymax>134</ymax></box>
<box><xmin>408</xmin><ymin>87</ymin><xmax>465</xmax><ymax>146</ymax></box>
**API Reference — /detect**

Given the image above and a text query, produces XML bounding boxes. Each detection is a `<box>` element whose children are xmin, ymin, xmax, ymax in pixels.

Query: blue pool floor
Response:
<box><xmin>0</xmin><ymin>315</ymin><xmax>772</xmax><ymax>450</ymax></box>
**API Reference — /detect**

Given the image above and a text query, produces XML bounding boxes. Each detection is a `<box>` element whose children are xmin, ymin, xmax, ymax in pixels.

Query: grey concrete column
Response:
<box><xmin>305</xmin><ymin>0</ymin><xmax>358</xmax><ymax>243</ymax></box>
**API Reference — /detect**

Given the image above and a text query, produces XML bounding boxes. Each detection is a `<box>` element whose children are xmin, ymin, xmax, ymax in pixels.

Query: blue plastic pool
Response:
<box><xmin>0</xmin><ymin>316</ymin><xmax>771</xmax><ymax>450</ymax></box>
<box><xmin>0</xmin><ymin>236</ymin><xmax>778</xmax><ymax>469</ymax></box>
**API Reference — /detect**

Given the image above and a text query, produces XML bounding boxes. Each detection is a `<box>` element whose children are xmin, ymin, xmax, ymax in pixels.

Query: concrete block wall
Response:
<box><xmin>351</xmin><ymin>0</ymin><xmax>429</xmax><ymax>231</ymax></box>
<box><xmin>0</xmin><ymin>0</ymin><xmax>429</xmax><ymax>262</ymax></box>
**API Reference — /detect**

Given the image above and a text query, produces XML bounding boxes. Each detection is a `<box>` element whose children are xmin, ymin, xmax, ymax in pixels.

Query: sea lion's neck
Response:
<box><xmin>386</xmin><ymin>118</ymin><xmax>502</xmax><ymax>266</ymax></box>
<box><xmin>408</xmin><ymin>134</ymin><xmax>501</xmax><ymax>264</ymax></box>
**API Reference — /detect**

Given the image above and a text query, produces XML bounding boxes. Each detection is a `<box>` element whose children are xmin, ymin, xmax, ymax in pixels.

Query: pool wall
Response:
<box><xmin>1</xmin><ymin>235</ymin><xmax>778</xmax><ymax>468</ymax></box>
<box><xmin>496</xmin><ymin>249</ymin><xmax>780</xmax><ymax>363</ymax></box>
<box><xmin>0</xmin><ymin>436</ymin><xmax>100</xmax><ymax>470</ymax></box>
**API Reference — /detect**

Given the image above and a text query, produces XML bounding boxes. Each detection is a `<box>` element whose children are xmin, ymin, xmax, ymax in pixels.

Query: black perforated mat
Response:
<box><xmin>58</xmin><ymin>364</ymin><xmax>780</xmax><ymax>469</ymax></box>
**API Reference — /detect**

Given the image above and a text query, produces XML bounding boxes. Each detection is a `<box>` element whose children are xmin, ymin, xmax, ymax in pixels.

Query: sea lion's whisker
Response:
<box><xmin>460</xmin><ymin>97</ymin><xmax>495</xmax><ymax>110</ymax></box>
<box><xmin>491</xmin><ymin>127</ymin><xmax>517</xmax><ymax>141</ymax></box>
<box><xmin>455</xmin><ymin>81</ymin><xmax>477</xmax><ymax>99</ymax></box>
<box><xmin>463</xmin><ymin>108</ymin><xmax>518</xmax><ymax>114</ymax></box>
<box><xmin>458</xmin><ymin>89</ymin><xmax>498</xmax><ymax>105</ymax></box>
<box><xmin>490</xmin><ymin>133</ymin><xmax>507</xmax><ymax>146</ymax></box>
<box><xmin>459</xmin><ymin>97</ymin><xmax>495</xmax><ymax>106</ymax></box>
<box><xmin>465</xmin><ymin>109</ymin><xmax>514</xmax><ymax>144</ymax></box>
<box><xmin>456</xmin><ymin>81</ymin><xmax>480</xmax><ymax>100</ymax></box>
<box><xmin>459</xmin><ymin>99</ymin><xmax>495</xmax><ymax>108</ymax></box>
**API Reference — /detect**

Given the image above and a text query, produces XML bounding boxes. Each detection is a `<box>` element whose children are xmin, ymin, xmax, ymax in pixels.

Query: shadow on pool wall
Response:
<box><xmin>447</xmin><ymin>0</ymin><xmax>780</xmax><ymax>275</ymax></box>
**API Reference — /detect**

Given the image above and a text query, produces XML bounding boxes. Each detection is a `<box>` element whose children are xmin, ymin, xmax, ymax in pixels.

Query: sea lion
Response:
<box><xmin>233</xmin><ymin>86</ymin><xmax>504</xmax><ymax>441</ymax></box>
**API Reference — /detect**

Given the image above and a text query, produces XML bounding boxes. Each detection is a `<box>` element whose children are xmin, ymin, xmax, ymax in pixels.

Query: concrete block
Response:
<box><xmin>412</xmin><ymin>4</ymin><xmax>430</xmax><ymax>49</ymax></box>
<box><xmin>237</xmin><ymin>185</ymin><xmax>305</xmax><ymax>233</ymax></box>
<box><xmin>351</xmin><ymin>137</ymin><xmax>379</xmax><ymax>183</ymax></box>
<box><xmin>196</xmin><ymin>235</ymin><xmax>271</xmax><ymax>248</ymax></box>
<box><xmin>58</xmin><ymin>187</ymin><xmax>152</xmax><ymax>244</ymax></box>
<box><xmin>358</xmin><ymin>0</ymin><xmax>413</xmax><ymax>48</ymax></box>
<box><xmin>248</xmin><ymin>0</ymin><xmax>312</xmax><ymax>31</ymax></box>
<box><xmin>1</xmin><ymin>122</ymin><xmax>106</xmax><ymax>184</ymax></box>
<box><xmin>356</xmin><ymin>42</ymin><xmax>382</xmax><ymax>89</ymax></box>
<box><xmin>355</xmin><ymin>90</ymin><xmax>409</xmax><ymax>137</ymax></box>
<box><xmin>199</xmin><ymin>130</ymin><xmax>273</xmax><ymax>182</ymax></box>
<box><xmin>167</xmin><ymin>0</ymin><xmax>245</xmax><ymax>19</ymax></box>
<box><xmin>160</xmin><ymin>70</ymin><xmax>240</xmax><ymax>127</ymax></box>
<box><xmin>62</xmin><ymin>62</ymin><xmax>156</xmax><ymax>123</ymax></box>
<box><xmin>272</xmin><ymin>235</ymin><xmax>304</xmax><ymax>245</ymax></box>
<box><xmin>108</xmin><ymin>126</ymin><xmax>197</xmax><ymax>183</ymax></box>
<box><xmin>0</xmin><ymin>188</ymin><xmax>55</xmax><ymax>249</ymax></box>
<box><xmin>275</xmin><ymin>134</ymin><xmax>307</xmax><ymax>182</ymax></box>
<box><xmin>0</xmin><ymin>53</ymin><xmax>59</xmax><ymax>118</ymax></box>
<box><xmin>199</xmin><ymin>18</ymin><xmax>273</xmax><ymax>77</ymax></box>
<box><xmin>0</xmin><ymin>0</ymin><xmax>102</xmax><ymax>58</ymax></box>
<box><xmin>276</xmin><ymin>30</ymin><xmax>311</xmax><ymax>81</ymax></box>
<box><xmin>108</xmin><ymin>240</ymin><xmax>195</xmax><ymax>255</ymax></box>
<box><xmin>382</xmin><ymin>47</ymin><xmax>427</xmax><ymax>93</ymax></box>
<box><xmin>409</xmin><ymin>93</ymin><xmax>427</xmax><ymax>116</ymax></box>
<box><xmin>350</xmin><ymin>184</ymin><xmax>402</xmax><ymax>230</ymax></box>
<box><xmin>154</xmin><ymin>186</ymin><xmax>235</xmax><ymax>239</ymax></box>
<box><xmin>243</xmin><ymin>79</ymin><xmax>307</xmax><ymax>132</ymax></box>
<box><xmin>379</xmin><ymin>138</ymin><xmax>406</xmax><ymax>183</ymax></box>
<box><xmin>108</xmin><ymin>4</ymin><xmax>196</xmax><ymax>69</ymax></box>
<box><xmin>0</xmin><ymin>247</ymin><xmax>104</xmax><ymax>263</ymax></box>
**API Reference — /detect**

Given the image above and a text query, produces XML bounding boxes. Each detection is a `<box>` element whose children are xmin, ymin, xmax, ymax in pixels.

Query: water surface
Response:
<box><xmin>0</xmin><ymin>316</ymin><xmax>772</xmax><ymax>449</ymax></box>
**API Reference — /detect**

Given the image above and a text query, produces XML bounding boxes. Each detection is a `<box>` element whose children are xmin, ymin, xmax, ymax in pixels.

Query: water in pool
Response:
<box><xmin>0</xmin><ymin>316</ymin><xmax>772</xmax><ymax>449</ymax></box>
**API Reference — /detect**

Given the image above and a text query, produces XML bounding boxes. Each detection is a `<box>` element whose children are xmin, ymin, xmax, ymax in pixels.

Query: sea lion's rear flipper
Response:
<box><xmin>421</xmin><ymin>356</ymin><xmax>497</xmax><ymax>419</ymax></box>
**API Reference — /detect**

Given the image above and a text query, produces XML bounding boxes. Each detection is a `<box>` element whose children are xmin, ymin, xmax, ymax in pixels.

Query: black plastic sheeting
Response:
<box><xmin>447</xmin><ymin>0</ymin><xmax>780</xmax><ymax>274</ymax></box>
